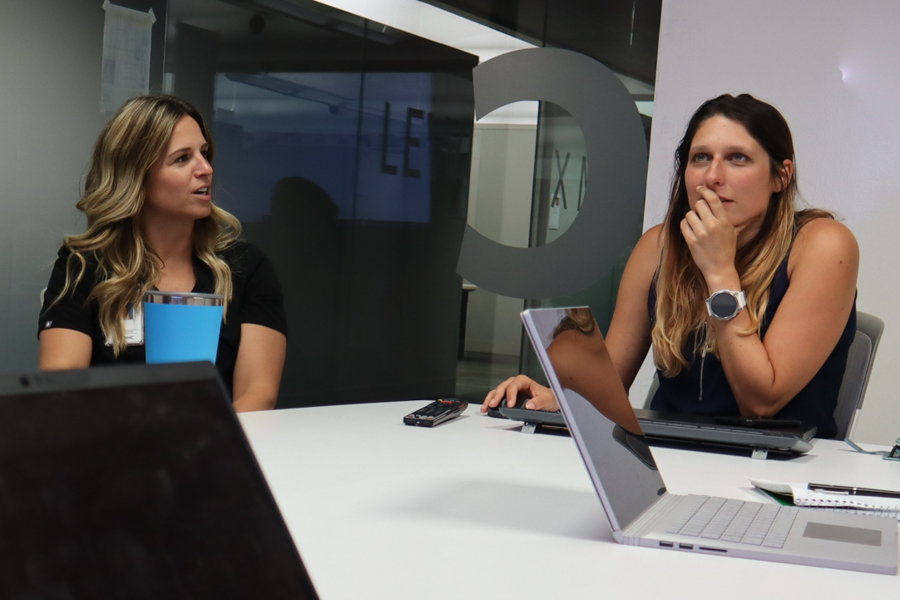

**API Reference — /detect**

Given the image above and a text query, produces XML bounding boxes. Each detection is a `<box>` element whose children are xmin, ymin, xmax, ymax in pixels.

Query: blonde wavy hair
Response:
<box><xmin>652</xmin><ymin>94</ymin><xmax>831</xmax><ymax>377</ymax></box>
<box><xmin>51</xmin><ymin>94</ymin><xmax>241</xmax><ymax>355</ymax></box>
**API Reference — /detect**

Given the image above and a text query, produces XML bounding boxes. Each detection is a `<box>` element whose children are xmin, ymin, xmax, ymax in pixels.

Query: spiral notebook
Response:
<box><xmin>750</xmin><ymin>479</ymin><xmax>900</xmax><ymax>521</ymax></box>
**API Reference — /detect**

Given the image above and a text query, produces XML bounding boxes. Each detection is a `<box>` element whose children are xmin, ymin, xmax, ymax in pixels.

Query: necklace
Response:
<box><xmin>699</xmin><ymin>341</ymin><xmax>712</xmax><ymax>402</ymax></box>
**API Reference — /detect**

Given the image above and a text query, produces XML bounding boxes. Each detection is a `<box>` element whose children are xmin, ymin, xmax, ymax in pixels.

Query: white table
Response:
<box><xmin>239</xmin><ymin>401</ymin><xmax>900</xmax><ymax>599</ymax></box>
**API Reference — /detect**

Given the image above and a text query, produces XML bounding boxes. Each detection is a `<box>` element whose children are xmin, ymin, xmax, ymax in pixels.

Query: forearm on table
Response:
<box><xmin>231</xmin><ymin>324</ymin><xmax>286</xmax><ymax>412</ymax></box>
<box><xmin>232</xmin><ymin>390</ymin><xmax>278</xmax><ymax>412</ymax></box>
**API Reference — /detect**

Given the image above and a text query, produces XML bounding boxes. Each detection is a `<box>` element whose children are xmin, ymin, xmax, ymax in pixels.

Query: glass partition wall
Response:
<box><xmin>518</xmin><ymin>100</ymin><xmax>652</xmax><ymax>383</ymax></box>
<box><xmin>448</xmin><ymin>0</ymin><xmax>659</xmax><ymax>392</ymax></box>
<box><xmin>163</xmin><ymin>0</ymin><xmax>659</xmax><ymax>407</ymax></box>
<box><xmin>165</xmin><ymin>0</ymin><xmax>476</xmax><ymax>407</ymax></box>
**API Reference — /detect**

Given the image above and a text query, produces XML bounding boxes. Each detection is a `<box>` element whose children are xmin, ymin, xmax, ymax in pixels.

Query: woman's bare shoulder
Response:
<box><xmin>794</xmin><ymin>217</ymin><xmax>858</xmax><ymax>259</ymax></box>
<box><xmin>629</xmin><ymin>224</ymin><xmax>664</xmax><ymax>264</ymax></box>
<box><xmin>641</xmin><ymin>223</ymin><xmax>665</xmax><ymax>245</ymax></box>
<box><xmin>790</xmin><ymin>217</ymin><xmax>859</xmax><ymax>277</ymax></box>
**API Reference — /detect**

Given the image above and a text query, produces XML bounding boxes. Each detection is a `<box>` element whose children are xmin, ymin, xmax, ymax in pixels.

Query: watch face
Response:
<box><xmin>710</xmin><ymin>292</ymin><xmax>738</xmax><ymax>318</ymax></box>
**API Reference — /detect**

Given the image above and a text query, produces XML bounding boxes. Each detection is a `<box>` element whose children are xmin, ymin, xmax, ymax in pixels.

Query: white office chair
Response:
<box><xmin>642</xmin><ymin>310</ymin><xmax>884</xmax><ymax>440</ymax></box>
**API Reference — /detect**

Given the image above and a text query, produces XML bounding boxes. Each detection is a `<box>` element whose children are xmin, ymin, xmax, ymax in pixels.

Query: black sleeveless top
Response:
<box><xmin>648</xmin><ymin>253</ymin><xmax>855</xmax><ymax>439</ymax></box>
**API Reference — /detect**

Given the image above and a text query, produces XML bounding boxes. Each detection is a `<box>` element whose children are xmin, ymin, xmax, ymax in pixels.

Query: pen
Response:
<box><xmin>808</xmin><ymin>483</ymin><xmax>900</xmax><ymax>499</ymax></box>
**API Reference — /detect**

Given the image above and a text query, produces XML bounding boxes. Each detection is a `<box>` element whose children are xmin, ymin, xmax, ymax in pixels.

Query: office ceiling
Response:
<box><xmin>167</xmin><ymin>0</ymin><xmax>658</xmax><ymax>86</ymax></box>
<box><xmin>168</xmin><ymin>0</ymin><xmax>479</xmax><ymax>74</ymax></box>
<box><xmin>422</xmin><ymin>0</ymin><xmax>661</xmax><ymax>86</ymax></box>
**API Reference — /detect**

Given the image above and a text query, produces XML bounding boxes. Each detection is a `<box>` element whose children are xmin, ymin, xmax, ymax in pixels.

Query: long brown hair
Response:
<box><xmin>653</xmin><ymin>94</ymin><xmax>831</xmax><ymax>376</ymax></box>
<box><xmin>50</xmin><ymin>95</ymin><xmax>241</xmax><ymax>355</ymax></box>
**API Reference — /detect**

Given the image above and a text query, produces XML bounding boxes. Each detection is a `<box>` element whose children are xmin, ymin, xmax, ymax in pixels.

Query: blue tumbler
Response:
<box><xmin>143</xmin><ymin>291</ymin><xmax>224</xmax><ymax>364</ymax></box>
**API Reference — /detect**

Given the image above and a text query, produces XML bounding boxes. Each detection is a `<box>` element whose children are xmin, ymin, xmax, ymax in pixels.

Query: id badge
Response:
<box><xmin>105</xmin><ymin>303</ymin><xmax>144</xmax><ymax>346</ymax></box>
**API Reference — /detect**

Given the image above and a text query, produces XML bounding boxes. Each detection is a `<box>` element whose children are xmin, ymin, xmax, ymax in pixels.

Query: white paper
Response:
<box><xmin>100</xmin><ymin>1</ymin><xmax>156</xmax><ymax>113</ymax></box>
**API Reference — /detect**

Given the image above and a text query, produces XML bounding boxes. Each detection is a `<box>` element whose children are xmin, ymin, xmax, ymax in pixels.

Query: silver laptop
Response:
<box><xmin>521</xmin><ymin>307</ymin><xmax>898</xmax><ymax>574</ymax></box>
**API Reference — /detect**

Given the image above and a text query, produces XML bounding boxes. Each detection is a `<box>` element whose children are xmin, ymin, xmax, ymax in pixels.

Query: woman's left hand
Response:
<box><xmin>679</xmin><ymin>185</ymin><xmax>745</xmax><ymax>284</ymax></box>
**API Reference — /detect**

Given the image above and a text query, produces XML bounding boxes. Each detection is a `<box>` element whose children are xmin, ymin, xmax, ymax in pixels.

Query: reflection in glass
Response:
<box><xmin>522</xmin><ymin>307</ymin><xmax>666</xmax><ymax>532</ymax></box>
<box><xmin>165</xmin><ymin>0</ymin><xmax>476</xmax><ymax>407</ymax></box>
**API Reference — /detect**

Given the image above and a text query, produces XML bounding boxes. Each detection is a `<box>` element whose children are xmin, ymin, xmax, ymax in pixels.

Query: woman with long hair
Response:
<box><xmin>38</xmin><ymin>94</ymin><xmax>287</xmax><ymax>412</ymax></box>
<box><xmin>482</xmin><ymin>94</ymin><xmax>858</xmax><ymax>438</ymax></box>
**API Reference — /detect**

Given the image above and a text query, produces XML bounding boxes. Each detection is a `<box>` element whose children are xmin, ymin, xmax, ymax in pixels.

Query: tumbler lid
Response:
<box><xmin>143</xmin><ymin>290</ymin><xmax>225</xmax><ymax>306</ymax></box>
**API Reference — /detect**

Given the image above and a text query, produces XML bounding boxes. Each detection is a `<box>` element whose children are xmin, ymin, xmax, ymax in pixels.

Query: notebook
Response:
<box><xmin>750</xmin><ymin>479</ymin><xmax>900</xmax><ymax>520</ymax></box>
<box><xmin>521</xmin><ymin>307</ymin><xmax>898</xmax><ymax>574</ymax></box>
<box><xmin>0</xmin><ymin>362</ymin><xmax>319</xmax><ymax>598</ymax></box>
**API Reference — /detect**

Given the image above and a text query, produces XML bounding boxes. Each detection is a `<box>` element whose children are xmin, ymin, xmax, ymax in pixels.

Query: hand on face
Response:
<box><xmin>679</xmin><ymin>115</ymin><xmax>785</xmax><ymax>283</ymax></box>
<box><xmin>679</xmin><ymin>184</ymin><xmax>750</xmax><ymax>279</ymax></box>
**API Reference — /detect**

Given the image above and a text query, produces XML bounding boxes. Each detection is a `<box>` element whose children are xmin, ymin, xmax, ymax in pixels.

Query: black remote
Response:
<box><xmin>403</xmin><ymin>398</ymin><xmax>468</xmax><ymax>427</ymax></box>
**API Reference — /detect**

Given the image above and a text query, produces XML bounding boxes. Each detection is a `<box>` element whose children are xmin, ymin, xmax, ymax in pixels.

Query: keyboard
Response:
<box><xmin>667</xmin><ymin>495</ymin><xmax>800</xmax><ymax>549</ymax></box>
<box><xmin>634</xmin><ymin>409</ymin><xmax>816</xmax><ymax>456</ymax></box>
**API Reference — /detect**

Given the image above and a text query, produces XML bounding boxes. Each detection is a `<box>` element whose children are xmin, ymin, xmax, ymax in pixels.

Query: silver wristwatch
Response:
<box><xmin>706</xmin><ymin>290</ymin><xmax>747</xmax><ymax>321</ymax></box>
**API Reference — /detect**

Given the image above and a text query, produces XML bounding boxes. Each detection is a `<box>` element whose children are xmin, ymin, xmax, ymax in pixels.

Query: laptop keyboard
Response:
<box><xmin>667</xmin><ymin>496</ymin><xmax>800</xmax><ymax>548</ymax></box>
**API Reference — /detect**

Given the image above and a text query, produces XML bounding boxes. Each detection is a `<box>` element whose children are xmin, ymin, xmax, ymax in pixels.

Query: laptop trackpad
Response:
<box><xmin>803</xmin><ymin>522</ymin><xmax>882</xmax><ymax>546</ymax></box>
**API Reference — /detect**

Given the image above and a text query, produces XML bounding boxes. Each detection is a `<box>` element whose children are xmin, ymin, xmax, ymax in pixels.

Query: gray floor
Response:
<box><xmin>455</xmin><ymin>351</ymin><xmax>520</xmax><ymax>402</ymax></box>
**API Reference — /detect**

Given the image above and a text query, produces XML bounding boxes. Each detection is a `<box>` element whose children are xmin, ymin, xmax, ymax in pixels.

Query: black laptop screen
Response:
<box><xmin>0</xmin><ymin>365</ymin><xmax>317</xmax><ymax>599</ymax></box>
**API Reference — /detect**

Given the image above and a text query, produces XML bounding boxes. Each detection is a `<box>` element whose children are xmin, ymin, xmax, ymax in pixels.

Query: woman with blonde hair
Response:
<box><xmin>39</xmin><ymin>94</ymin><xmax>287</xmax><ymax>412</ymax></box>
<box><xmin>483</xmin><ymin>94</ymin><xmax>858</xmax><ymax>438</ymax></box>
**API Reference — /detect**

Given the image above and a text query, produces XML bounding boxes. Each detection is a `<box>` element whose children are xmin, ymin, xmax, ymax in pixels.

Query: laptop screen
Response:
<box><xmin>0</xmin><ymin>362</ymin><xmax>318</xmax><ymax>599</ymax></box>
<box><xmin>522</xmin><ymin>307</ymin><xmax>668</xmax><ymax>534</ymax></box>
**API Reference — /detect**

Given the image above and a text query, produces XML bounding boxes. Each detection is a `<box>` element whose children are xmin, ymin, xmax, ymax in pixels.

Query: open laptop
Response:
<box><xmin>0</xmin><ymin>362</ymin><xmax>319</xmax><ymax>598</ymax></box>
<box><xmin>521</xmin><ymin>307</ymin><xmax>898</xmax><ymax>574</ymax></box>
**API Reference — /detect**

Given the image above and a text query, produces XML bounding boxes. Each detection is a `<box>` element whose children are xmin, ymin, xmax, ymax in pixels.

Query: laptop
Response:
<box><xmin>635</xmin><ymin>409</ymin><xmax>816</xmax><ymax>458</ymax></box>
<box><xmin>521</xmin><ymin>307</ymin><xmax>898</xmax><ymax>574</ymax></box>
<box><xmin>0</xmin><ymin>362</ymin><xmax>319</xmax><ymax>598</ymax></box>
<box><xmin>495</xmin><ymin>373</ymin><xmax>816</xmax><ymax>458</ymax></box>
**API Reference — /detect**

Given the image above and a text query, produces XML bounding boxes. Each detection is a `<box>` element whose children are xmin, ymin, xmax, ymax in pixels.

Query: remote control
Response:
<box><xmin>403</xmin><ymin>398</ymin><xmax>468</xmax><ymax>427</ymax></box>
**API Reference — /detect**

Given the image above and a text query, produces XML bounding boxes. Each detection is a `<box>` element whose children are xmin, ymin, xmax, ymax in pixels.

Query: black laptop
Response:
<box><xmin>494</xmin><ymin>370</ymin><xmax>816</xmax><ymax>458</ymax></box>
<box><xmin>0</xmin><ymin>362</ymin><xmax>318</xmax><ymax>599</ymax></box>
<box><xmin>634</xmin><ymin>408</ymin><xmax>815</xmax><ymax>457</ymax></box>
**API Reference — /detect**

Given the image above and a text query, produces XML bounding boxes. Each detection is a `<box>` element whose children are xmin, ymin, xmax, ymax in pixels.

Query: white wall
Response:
<box><xmin>0</xmin><ymin>0</ymin><xmax>106</xmax><ymax>371</ymax></box>
<box><xmin>464</xmin><ymin>123</ymin><xmax>536</xmax><ymax>355</ymax></box>
<box><xmin>638</xmin><ymin>0</ymin><xmax>900</xmax><ymax>444</ymax></box>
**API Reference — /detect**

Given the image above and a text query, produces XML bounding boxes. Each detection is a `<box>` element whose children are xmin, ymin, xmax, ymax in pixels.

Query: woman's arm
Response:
<box><xmin>482</xmin><ymin>226</ymin><xmax>660</xmax><ymax>412</ymax></box>
<box><xmin>38</xmin><ymin>329</ymin><xmax>92</xmax><ymax>370</ymax></box>
<box><xmin>713</xmin><ymin>218</ymin><xmax>858</xmax><ymax>416</ymax></box>
<box><xmin>604</xmin><ymin>225</ymin><xmax>661</xmax><ymax>390</ymax></box>
<box><xmin>231</xmin><ymin>323</ymin><xmax>287</xmax><ymax>412</ymax></box>
<box><xmin>38</xmin><ymin>247</ymin><xmax>95</xmax><ymax>370</ymax></box>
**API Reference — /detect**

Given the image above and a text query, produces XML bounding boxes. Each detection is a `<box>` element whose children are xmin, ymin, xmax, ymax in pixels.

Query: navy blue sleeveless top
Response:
<box><xmin>648</xmin><ymin>253</ymin><xmax>855</xmax><ymax>439</ymax></box>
